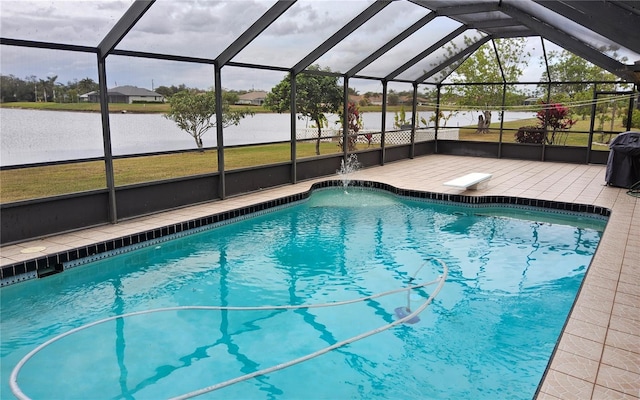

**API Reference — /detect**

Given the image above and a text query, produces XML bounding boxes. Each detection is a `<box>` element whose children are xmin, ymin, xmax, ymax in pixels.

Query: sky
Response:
<box><xmin>0</xmin><ymin>0</ymin><xmax>633</xmax><ymax>95</ymax></box>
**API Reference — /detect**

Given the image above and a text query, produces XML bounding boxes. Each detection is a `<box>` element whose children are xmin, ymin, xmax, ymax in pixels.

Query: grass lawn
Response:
<box><xmin>456</xmin><ymin>117</ymin><xmax>625</xmax><ymax>150</ymax></box>
<box><xmin>0</xmin><ymin>142</ymin><xmax>342</xmax><ymax>203</ymax></box>
<box><xmin>0</xmin><ymin>101</ymin><xmax>170</xmax><ymax>113</ymax></box>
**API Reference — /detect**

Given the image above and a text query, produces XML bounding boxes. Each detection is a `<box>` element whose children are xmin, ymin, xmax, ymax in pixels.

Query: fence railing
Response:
<box><xmin>294</xmin><ymin>127</ymin><xmax>459</xmax><ymax>146</ymax></box>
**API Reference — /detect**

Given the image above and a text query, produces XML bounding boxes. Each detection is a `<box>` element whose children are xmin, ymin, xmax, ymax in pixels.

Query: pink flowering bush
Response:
<box><xmin>515</xmin><ymin>101</ymin><xmax>576</xmax><ymax>145</ymax></box>
<box><xmin>339</xmin><ymin>101</ymin><xmax>363</xmax><ymax>151</ymax></box>
<box><xmin>536</xmin><ymin>102</ymin><xmax>576</xmax><ymax>130</ymax></box>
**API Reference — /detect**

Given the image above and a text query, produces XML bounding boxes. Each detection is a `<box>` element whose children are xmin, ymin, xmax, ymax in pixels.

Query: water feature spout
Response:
<box><xmin>337</xmin><ymin>154</ymin><xmax>361</xmax><ymax>189</ymax></box>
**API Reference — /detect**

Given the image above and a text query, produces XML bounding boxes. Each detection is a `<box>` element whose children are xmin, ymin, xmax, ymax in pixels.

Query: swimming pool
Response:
<box><xmin>1</xmin><ymin>184</ymin><xmax>607</xmax><ymax>399</ymax></box>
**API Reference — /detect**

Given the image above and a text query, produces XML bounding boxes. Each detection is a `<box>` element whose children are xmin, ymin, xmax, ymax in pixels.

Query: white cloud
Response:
<box><xmin>0</xmin><ymin>1</ymin><xmax>132</xmax><ymax>46</ymax></box>
<box><xmin>2</xmin><ymin>0</ymin><xmax>626</xmax><ymax>95</ymax></box>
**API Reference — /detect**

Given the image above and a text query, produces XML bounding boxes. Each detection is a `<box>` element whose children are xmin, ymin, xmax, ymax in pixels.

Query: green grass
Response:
<box><xmin>0</xmin><ymin>142</ymin><xmax>343</xmax><ymax>203</ymax></box>
<box><xmin>0</xmin><ymin>162</ymin><xmax>108</xmax><ymax>202</ymax></box>
<box><xmin>456</xmin><ymin>117</ymin><xmax>626</xmax><ymax>150</ymax></box>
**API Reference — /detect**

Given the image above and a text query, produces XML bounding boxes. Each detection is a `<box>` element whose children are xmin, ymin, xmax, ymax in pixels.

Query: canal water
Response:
<box><xmin>0</xmin><ymin>108</ymin><xmax>533</xmax><ymax>166</ymax></box>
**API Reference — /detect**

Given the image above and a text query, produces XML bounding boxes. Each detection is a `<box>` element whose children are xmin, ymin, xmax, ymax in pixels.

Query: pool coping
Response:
<box><xmin>0</xmin><ymin>179</ymin><xmax>611</xmax><ymax>287</ymax></box>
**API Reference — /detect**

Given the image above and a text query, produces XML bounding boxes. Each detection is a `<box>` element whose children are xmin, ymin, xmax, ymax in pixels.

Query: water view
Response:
<box><xmin>0</xmin><ymin>108</ymin><xmax>534</xmax><ymax>166</ymax></box>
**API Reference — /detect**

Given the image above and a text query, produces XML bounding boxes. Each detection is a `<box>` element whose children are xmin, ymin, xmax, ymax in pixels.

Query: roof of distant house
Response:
<box><xmin>238</xmin><ymin>91</ymin><xmax>268</xmax><ymax>101</ymax></box>
<box><xmin>79</xmin><ymin>86</ymin><xmax>163</xmax><ymax>97</ymax></box>
<box><xmin>109</xmin><ymin>85</ymin><xmax>162</xmax><ymax>97</ymax></box>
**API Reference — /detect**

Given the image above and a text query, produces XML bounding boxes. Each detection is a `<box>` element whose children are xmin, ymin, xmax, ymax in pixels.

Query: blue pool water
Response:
<box><xmin>0</xmin><ymin>188</ymin><xmax>606</xmax><ymax>399</ymax></box>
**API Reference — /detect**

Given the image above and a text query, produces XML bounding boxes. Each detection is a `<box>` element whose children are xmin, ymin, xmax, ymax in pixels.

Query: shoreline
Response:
<box><xmin>0</xmin><ymin>102</ymin><xmax>435</xmax><ymax>114</ymax></box>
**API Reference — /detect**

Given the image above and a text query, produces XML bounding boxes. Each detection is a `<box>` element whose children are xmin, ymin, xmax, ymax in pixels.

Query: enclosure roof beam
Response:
<box><xmin>346</xmin><ymin>12</ymin><xmax>437</xmax><ymax>78</ymax></box>
<box><xmin>469</xmin><ymin>19</ymin><xmax>523</xmax><ymax>30</ymax></box>
<box><xmin>493</xmin><ymin>30</ymin><xmax>538</xmax><ymax>39</ymax></box>
<box><xmin>416</xmin><ymin>35</ymin><xmax>492</xmax><ymax>83</ymax></box>
<box><xmin>385</xmin><ymin>25</ymin><xmax>467</xmax><ymax>81</ymax></box>
<box><xmin>613</xmin><ymin>1</ymin><xmax>640</xmax><ymax>16</ymax></box>
<box><xmin>97</xmin><ymin>0</ymin><xmax>154</xmax><ymax>58</ymax></box>
<box><xmin>292</xmin><ymin>0</ymin><xmax>392</xmax><ymax>75</ymax></box>
<box><xmin>410</xmin><ymin>1</ymin><xmax>501</xmax><ymax>16</ymax></box>
<box><xmin>111</xmin><ymin>49</ymin><xmax>215</xmax><ymax>64</ymax></box>
<box><xmin>0</xmin><ymin>38</ymin><xmax>96</xmax><ymax>54</ymax></box>
<box><xmin>532</xmin><ymin>0</ymin><xmax>640</xmax><ymax>54</ymax></box>
<box><xmin>500</xmin><ymin>3</ymin><xmax>634</xmax><ymax>83</ymax></box>
<box><xmin>216</xmin><ymin>0</ymin><xmax>296</xmax><ymax>67</ymax></box>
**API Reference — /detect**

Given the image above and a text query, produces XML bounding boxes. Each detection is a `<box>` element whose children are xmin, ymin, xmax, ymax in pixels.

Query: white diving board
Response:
<box><xmin>443</xmin><ymin>172</ymin><xmax>492</xmax><ymax>190</ymax></box>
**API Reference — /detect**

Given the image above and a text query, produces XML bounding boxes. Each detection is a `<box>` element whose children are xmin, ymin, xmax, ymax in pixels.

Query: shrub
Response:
<box><xmin>514</xmin><ymin>126</ymin><xmax>546</xmax><ymax>144</ymax></box>
<box><xmin>622</xmin><ymin>109</ymin><xmax>640</xmax><ymax>129</ymax></box>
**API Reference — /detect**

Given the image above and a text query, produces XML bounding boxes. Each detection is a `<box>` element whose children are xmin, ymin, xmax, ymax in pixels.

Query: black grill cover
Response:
<box><xmin>605</xmin><ymin>131</ymin><xmax>640</xmax><ymax>188</ymax></box>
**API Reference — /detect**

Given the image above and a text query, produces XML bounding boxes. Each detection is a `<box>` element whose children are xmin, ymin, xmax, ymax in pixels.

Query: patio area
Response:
<box><xmin>1</xmin><ymin>154</ymin><xmax>638</xmax><ymax>399</ymax></box>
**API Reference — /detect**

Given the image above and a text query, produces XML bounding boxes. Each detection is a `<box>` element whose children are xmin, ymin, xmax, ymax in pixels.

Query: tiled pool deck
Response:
<box><xmin>1</xmin><ymin>154</ymin><xmax>638</xmax><ymax>399</ymax></box>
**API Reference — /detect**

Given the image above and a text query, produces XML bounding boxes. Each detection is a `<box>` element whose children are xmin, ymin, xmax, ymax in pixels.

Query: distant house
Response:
<box><xmin>524</xmin><ymin>97</ymin><xmax>541</xmax><ymax>106</ymax></box>
<box><xmin>368</xmin><ymin>95</ymin><xmax>383</xmax><ymax>106</ymax></box>
<box><xmin>348</xmin><ymin>94</ymin><xmax>364</xmax><ymax>105</ymax></box>
<box><xmin>80</xmin><ymin>85</ymin><xmax>164</xmax><ymax>104</ymax></box>
<box><xmin>78</xmin><ymin>91</ymin><xmax>95</xmax><ymax>102</ymax></box>
<box><xmin>236</xmin><ymin>91</ymin><xmax>267</xmax><ymax>106</ymax></box>
<box><xmin>352</xmin><ymin>94</ymin><xmax>428</xmax><ymax>106</ymax></box>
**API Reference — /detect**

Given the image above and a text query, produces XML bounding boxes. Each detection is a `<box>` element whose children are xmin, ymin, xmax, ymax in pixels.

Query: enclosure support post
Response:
<box><xmin>493</xmin><ymin>38</ymin><xmax>507</xmax><ymax>160</ymax></box>
<box><xmin>498</xmin><ymin>83</ymin><xmax>507</xmax><ymax>159</ymax></box>
<box><xmin>290</xmin><ymin>71</ymin><xmax>297</xmax><ymax>184</ymax></box>
<box><xmin>434</xmin><ymin>84</ymin><xmax>442</xmax><ymax>154</ymax></box>
<box><xmin>542</xmin><ymin>82</ymin><xmax>552</xmax><ymax>162</ymax></box>
<box><xmin>381</xmin><ymin>80</ymin><xmax>388</xmax><ymax>166</ymax></box>
<box><xmin>214</xmin><ymin>63</ymin><xmax>225</xmax><ymax>199</ymax></box>
<box><xmin>625</xmin><ymin>90</ymin><xmax>635</xmax><ymax>131</ymax></box>
<box><xmin>343</xmin><ymin>76</ymin><xmax>349</xmax><ymax>162</ymax></box>
<box><xmin>541</xmin><ymin>38</ymin><xmax>550</xmax><ymax>161</ymax></box>
<box><xmin>410</xmin><ymin>82</ymin><xmax>418</xmax><ymax>159</ymax></box>
<box><xmin>97</xmin><ymin>54</ymin><xmax>117</xmax><ymax>224</ymax></box>
<box><xmin>586</xmin><ymin>85</ymin><xmax>598</xmax><ymax>165</ymax></box>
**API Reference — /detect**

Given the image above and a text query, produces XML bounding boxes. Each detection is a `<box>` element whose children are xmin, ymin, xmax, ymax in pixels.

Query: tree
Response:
<box><xmin>76</xmin><ymin>77</ymin><xmax>99</xmax><ymax>95</ymax></box>
<box><xmin>338</xmin><ymin>101</ymin><xmax>363</xmax><ymax>151</ymax></box>
<box><xmin>542</xmin><ymin>49</ymin><xmax>622</xmax><ymax>98</ymax></box>
<box><xmin>0</xmin><ymin>74</ymin><xmax>31</xmax><ymax>102</ymax></box>
<box><xmin>155</xmin><ymin>84</ymin><xmax>188</xmax><ymax>98</ymax></box>
<box><xmin>387</xmin><ymin>90</ymin><xmax>399</xmax><ymax>106</ymax></box>
<box><xmin>542</xmin><ymin>49</ymin><xmax>630</xmax><ymax>135</ymax></box>
<box><xmin>476</xmin><ymin>110</ymin><xmax>492</xmax><ymax>134</ymax></box>
<box><xmin>358</xmin><ymin>97</ymin><xmax>370</xmax><ymax>107</ymax></box>
<box><xmin>264</xmin><ymin>65</ymin><xmax>342</xmax><ymax>155</ymax></box>
<box><xmin>447</xmin><ymin>38</ymin><xmax>530</xmax><ymax>133</ymax></box>
<box><xmin>38</xmin><ymin>75</ymin><xmax>58</xmax><ymax>102</ymax></box>
<box><xmin>164</xmin><ymin>90</ymin><xmax>253</xmax><ymax>151</ymax></box>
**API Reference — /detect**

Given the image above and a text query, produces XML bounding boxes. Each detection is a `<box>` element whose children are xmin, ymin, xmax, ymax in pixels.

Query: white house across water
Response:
<box><xmin>80</xmin><ymin>85</ymin><xmax>164</xmax><ymax>104</ymax></box>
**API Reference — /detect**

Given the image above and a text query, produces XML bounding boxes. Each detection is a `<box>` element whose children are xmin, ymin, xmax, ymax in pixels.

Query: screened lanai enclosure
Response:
<box><xmin>1</xmin><ymin>0</ymin><xmax>639</xmax><ymax>244</ymax></box>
